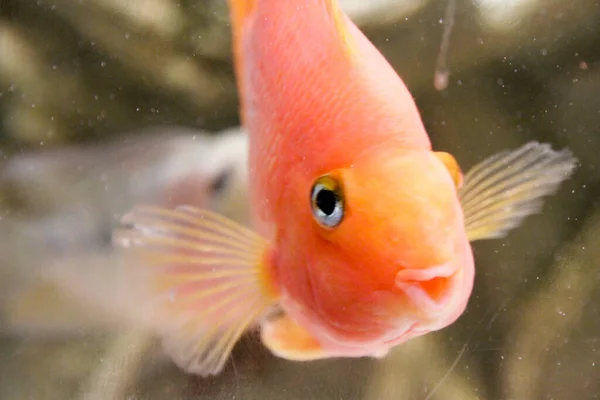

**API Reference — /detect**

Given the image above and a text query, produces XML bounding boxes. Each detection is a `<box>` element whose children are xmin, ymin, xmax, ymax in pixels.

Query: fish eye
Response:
<box><xmin>310</xmin><ymin>175</ymin><xmax>344</xmax><ymax>228</ymax></box>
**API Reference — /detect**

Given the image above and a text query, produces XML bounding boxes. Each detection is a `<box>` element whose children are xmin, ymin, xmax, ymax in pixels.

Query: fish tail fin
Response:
<box><xmin>113</xmin><ymin>204</ymin><xmax>278</xmax><ymax>376</ymax></box>
<box><xmin>458</xmin><ymin>142</ymin><xmax>577</xmax><ymax>242</ymax></box>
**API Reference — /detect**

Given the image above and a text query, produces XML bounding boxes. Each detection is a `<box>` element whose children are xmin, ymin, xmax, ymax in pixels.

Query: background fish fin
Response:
<box><xmin>458</xmin><ymin>142</ymin><xmax>577</xmax><ymax>242</ymax></box>
<box><xmin>113</xmin><ymin>205</ymin><xmax>277</xmax><ymax>376</ymax></box>
<box><xmin>261</xmin><ymin>314</ymin><xmax>331</xmax><ymax>361</ymax></box>
<box><xmin>2</xmin><ymin>281</ymin><xmax>116</xmax><ymax>336</ymax></box>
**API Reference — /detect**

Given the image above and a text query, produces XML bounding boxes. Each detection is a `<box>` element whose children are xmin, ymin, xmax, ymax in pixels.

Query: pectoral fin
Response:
<box><xmin>435</xmin><ymin>151</ymin><xmax>464</xmax><ymax>187</ymax></box>
<box><xmin>113</xmin><ymin>205</ymin><xmax>278</xmax><ymax>376</ymax></box>
<box><xmin>458</xmin><ymin>142</ymin><xmax>577</xmax><ymax>242</ymax></box>
<box><xmin>260</xmin><ymin>314</ymin><xmax>332</xmax><ymax>361</ymax></box>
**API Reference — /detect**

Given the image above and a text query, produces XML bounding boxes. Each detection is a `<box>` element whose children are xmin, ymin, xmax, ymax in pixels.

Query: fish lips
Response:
<box><xmin>394</xmin><ymin>261</ymin><xmax>461</xmax><ymax>320</ymax></box>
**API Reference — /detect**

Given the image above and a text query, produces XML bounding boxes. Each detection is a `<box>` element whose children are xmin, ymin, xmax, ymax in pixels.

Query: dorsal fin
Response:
<box><xmin>226</xmin><ymin>0</ymin><xmax>257</xmax><ymax>123</ymax></box>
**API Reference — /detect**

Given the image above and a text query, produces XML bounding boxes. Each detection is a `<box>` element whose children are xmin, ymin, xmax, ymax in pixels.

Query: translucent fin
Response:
<box><xmin>113</xmin><ymin>205</ymin><xmax>277</xmax><ymax>377</ymax></box>
<box><xmin>261</xmin><ymin>314</ymin><xmax>330</xmax><ymax>361</ymax></box>
<box><xmin>459</xmin><ymin>142</ymin><xmax>577</xmax><ymax>242</ymax></box>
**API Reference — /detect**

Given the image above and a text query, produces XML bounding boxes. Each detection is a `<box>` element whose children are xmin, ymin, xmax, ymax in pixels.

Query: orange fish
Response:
<box><xmin>113</xmin><ymin>0</ymin><xmax>577</xmax><ymax>376</ymax></box>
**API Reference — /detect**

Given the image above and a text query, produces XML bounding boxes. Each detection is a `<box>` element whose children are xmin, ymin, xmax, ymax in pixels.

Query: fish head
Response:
<box><xmin>337</xmin><ymin>148</ymin><xmax>464</xmax><ymax>266</ymax></box>
<box><xmin>275</xmin><ymin>146</ymin><xmax>474</xmax><ymax>344</ymax></box>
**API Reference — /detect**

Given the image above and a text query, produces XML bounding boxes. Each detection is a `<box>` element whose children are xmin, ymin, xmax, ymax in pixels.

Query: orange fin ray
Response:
<box><xmin>162</xmin><ymin>292</ymin><xmax>265</xmax><ymax>375</ymax></box>
<box><xmin>118</xmin><ymin>205</ymin><xmax>262</xmax><ymax>250</ymax></box>
<box><xmin>113</xmin><ymin>205</ymin><xmax>277</xmax><ymax>376</ymax></box>
<box><xmin>459</xmin><ymin>142</ymin><xmax>577</xmax><ymax>242</ymax></box>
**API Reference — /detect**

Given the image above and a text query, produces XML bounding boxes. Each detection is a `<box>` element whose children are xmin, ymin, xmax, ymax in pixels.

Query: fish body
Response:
<box><xmin>232</xmin><ymin>0</ymin><xmax>472</xmax><ymax>354</ymax></box>
<box><xmin>113</xmin><ymin>0</ymin><xmax>577</xmax><ymax>376</ymax></box>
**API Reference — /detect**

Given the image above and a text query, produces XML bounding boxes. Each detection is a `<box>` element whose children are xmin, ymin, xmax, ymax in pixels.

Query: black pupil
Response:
<box><xmin>316</xmin><ymin>188</ymin><xmax>337</xmax><ymax>216</ymax></box>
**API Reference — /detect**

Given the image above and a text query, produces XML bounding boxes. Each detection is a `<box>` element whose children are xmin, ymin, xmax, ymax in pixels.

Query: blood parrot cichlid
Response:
<box><xmin>113</xmin><ymin>0</ymin><xmax>577</xmax><ymax>376</ymax></box>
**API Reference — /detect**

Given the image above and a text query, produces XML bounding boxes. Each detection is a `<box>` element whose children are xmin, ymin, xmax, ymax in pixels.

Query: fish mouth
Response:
<box><xmin>394</xmin><ymin>262</ymin><xmax>458</xmax><ymax>318</ymax></box>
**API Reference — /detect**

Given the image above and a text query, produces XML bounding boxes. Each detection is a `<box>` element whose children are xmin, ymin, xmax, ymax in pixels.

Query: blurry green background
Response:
<box><xmin>1</xmin><ymin>0</ymin><xmax>600</xmax><ymax>399</ymax></box>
